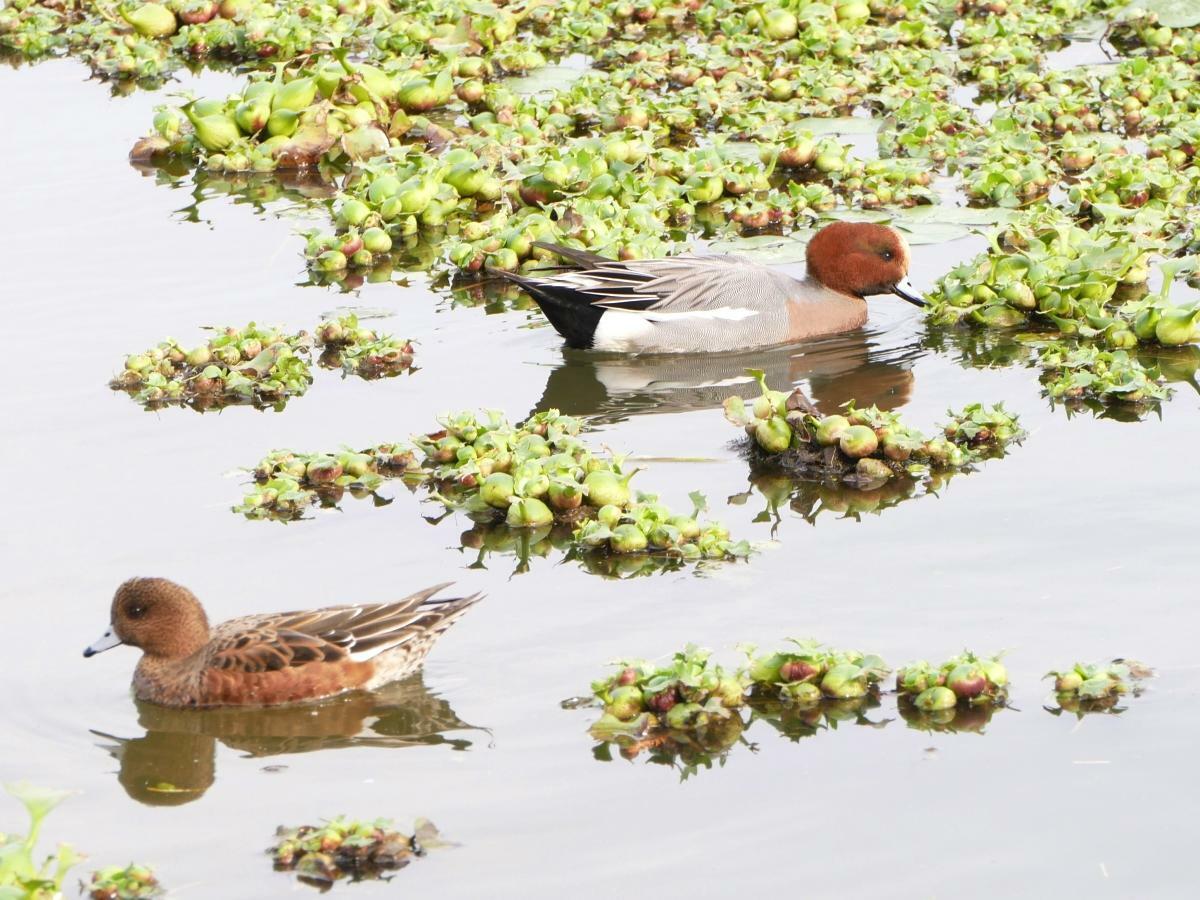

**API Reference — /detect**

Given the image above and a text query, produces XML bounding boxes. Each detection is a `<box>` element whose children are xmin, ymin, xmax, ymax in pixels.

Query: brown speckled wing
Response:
<box><xmin>205</xmin><ymin>583</ymin><xmax>481</xmax><ymax>674</ymax></box>
<box><xmin>207</xmin><ymin>627</ymin><xmax>347</xmax><ymax>673</ymax></box>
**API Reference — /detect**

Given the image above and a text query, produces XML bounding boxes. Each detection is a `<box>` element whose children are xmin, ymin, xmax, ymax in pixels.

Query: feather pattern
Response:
<box><xmin>206</xmin><ymin>583</ymin><xmax>481</xmax><ymax>673</ymax></box>
<box><xmin>527</xmin><ymin>253</ymin><xmax>802</xmax><ymax>314</ymax></box>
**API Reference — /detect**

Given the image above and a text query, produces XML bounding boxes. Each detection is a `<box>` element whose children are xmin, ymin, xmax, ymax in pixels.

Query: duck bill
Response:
<box><xmin>84</xmin><ymin>626</ymin><xmax>122</xmax><ymax>658</ymax></box>
<box><xmin>892</xmin><ymin>279</ymin><xmax>926</xmax><ymax>308</ymax></box>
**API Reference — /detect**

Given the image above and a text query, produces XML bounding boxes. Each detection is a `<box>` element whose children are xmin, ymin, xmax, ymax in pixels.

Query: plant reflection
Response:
<box><xmin>729</xmin><ymin>466</ymin><xmax>962</xmax><ymax>534</ymax></box>
<box><xmin>925</xmin><ymin>326</ymin><xmax>1199</xmax><ymax>421</ymax></box>
<box><xmin>590</xmin><ymin>711</ymin><xmax>751</xmax><ymax>782</ymax></box>
<box><xmin>746</xmin><ymin>694</ymin><xmax>892</xmax><ymax>742</ymax></box>
<box><xmin>456</xmin><ymin>521</ymin><xmax>699</xmax><ymax>579</ymax></box>
<box><xmin>896</xmin><ymin>697</ymin><xmax>1007</xmax><ymax>735</ymax></box>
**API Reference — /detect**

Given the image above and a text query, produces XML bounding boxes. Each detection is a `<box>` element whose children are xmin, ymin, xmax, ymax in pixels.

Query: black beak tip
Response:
<box><xmin>83</xmin><ymin>647</ymin><xmax>95</xmax><ymax>658</ymax></box>
<box><xmin>893</xmin><ymin>286</ymin><xmax>927</xmax><ymax>308</ymax></box>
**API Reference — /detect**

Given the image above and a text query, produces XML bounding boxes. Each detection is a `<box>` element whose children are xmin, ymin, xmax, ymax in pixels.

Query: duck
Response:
<box><xmin>495</xmin><ymin>221</ymin><xmax>925</xmax><ymax>354</ymax></box>
<box><xmin>83</xmin><ymin>577</ymin><xmax>481</xmax><ymax>708</ymax></box>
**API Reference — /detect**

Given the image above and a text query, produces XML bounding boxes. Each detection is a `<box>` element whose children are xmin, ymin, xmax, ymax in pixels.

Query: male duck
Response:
<box><xmin>498</xmin><ymin>221</ymin><xmax>924</xmax><ymax>354</ymax></box>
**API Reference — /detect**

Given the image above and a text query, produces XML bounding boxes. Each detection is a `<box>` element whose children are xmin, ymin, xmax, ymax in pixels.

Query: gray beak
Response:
<box><xmin>892</xmin><ymin>279</ymin><xmax>926</xmax><ymax>308</ymax></box>
<box><xmin>84</xmin><ymin>626</ymin><xmax>122</xmax><ymax>658</ymax></box>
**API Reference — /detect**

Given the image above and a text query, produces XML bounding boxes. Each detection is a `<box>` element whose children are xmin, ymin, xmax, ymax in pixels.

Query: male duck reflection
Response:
<box><xmin>497</xmin><ymin>222</ymin><xmax>924</xmax><ymax>353</ymax></box>
<box><xmin>84</xmin><ymin>578</ymin><xmax>480</xmax><ymax>708</ymax></box>
<box><xmin>533</xmin><ymin>334</ymin><xmax>919</xmax><ymax>424</ymax></box>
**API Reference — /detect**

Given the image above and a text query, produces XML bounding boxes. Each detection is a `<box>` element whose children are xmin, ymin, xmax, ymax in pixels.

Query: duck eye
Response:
<box><xmin>128</xmin><ymin>603</ymin><xmax>146</xmax><ymax>619</ymax></box>
<box><xmin>880</xmin><ymin>249</ymin><xmax>894</xmax><ymax>261</ymax></box>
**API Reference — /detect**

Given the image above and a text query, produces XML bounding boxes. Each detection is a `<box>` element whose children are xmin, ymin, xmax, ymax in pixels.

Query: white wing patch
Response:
<box><xmin>592</xmin><ymin>312</ymin><xmax>657</xmax><ymax>352</ymax></box>
<box><xmin>592</xmin><ymin>308</ymin><xmax>760</xmax><ymax>352</ymax></box>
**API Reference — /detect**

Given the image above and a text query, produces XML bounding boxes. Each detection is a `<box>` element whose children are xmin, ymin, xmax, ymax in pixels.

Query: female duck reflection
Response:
<box><xmin>90</xmin><ymin>674</ymin><xmax>485</xmax><ymax>806</ymax></box>
<box><xmin>530</xmin><ymin>322</ymin><xmax>922</xmax><ymax>423</ymax></box>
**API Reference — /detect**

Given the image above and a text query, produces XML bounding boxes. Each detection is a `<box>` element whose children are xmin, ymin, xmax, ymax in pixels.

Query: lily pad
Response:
<box><xmin>794</xmin><ymin>116</ymin><xmax>882</xmax><ymax>136</ymax></box>
<box><xmin>818</xmin><ymin>208</ymin><xmax>980</xmax><ymax>245</ymax></box>
<box><xmin>892</xmin><ymin>221</ymin><xmax>971</xmax><ymax>245</ymax></box>
<box><xmin>705</xmin><ymin>234</ymin><xmax>808</xmax><ymax>263</ymax></box>
<box><xmin>506</xmin><ymin>65</ymin><xmax>589</xmax><ymax>97</ymax></box>
<box><xmin>1131</xmin><ymin>0</ymin><xmax>1200</xmax><ymax>27</ymax></box>
<box><xmin>1062</xmin><ymin>18</ymin><xmax>1110</xmax><ymax>40</ymax></box>
<box><xmin>716</xmin><ymin>141</ymin><xmax>763</xmax><ymax>163</ymax></box>
<box><xmin>893</xmin><ymin>206</ymin><xmax>1019</xmax><ymax>227</ymax></box>
<box><xmin>821</xmin><ymin>209</ymin><xmax>892</xmax><ymax>224</ymax></box>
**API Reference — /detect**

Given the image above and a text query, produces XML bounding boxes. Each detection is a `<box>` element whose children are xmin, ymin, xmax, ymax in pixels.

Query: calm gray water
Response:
<box><xmin>2</xmin><ymin>59</ymin><xmax>1198</xmax><ymax>899</ymax></box>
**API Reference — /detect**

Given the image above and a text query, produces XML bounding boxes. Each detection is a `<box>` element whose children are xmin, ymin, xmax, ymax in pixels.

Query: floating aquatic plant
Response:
<box><xmin>724</xmin><ymin>371</ymin><xmax>1023</xmax><ymax>483</ymax></box>
<box><xmin>895</xmin><ymin>651</ymin><xmax>1010</xmax><ymax>713</ymax></box>
<box><xmin>235</xmin><ymin>444</ymin><xmax>420</xmax><ymax>520</ymax></box>
<box><xmin>1038</xmin><ymin>342</ymin><xmax>1171</xmax><ymax>408</ymax></box>
<box><xmin>110</xmin><ymin>322</ymin><xmax>313</xmax><ymax>411</ymax></box>
<box><xmin>1045</xmin><ymin>659</ymin><xmax>1153</xmax><ymax>716</ymax></box>
<box><xmin>587</xmin><ymin>645</ymin><xmax>748</xmax><ymax>741</ymax></box>
<box><xmin>315</xmin><ymin>313</ymin><xmax>415</xmax><ymax>379</ymax></box>
<box><xmin>0</xmin><ymin>782</ymin><xmax>81</xmax><ymax>900</ymax></box>
<box><xmin>236</xmin><ymin>407</ymin><xmax>749</xmax><ymax>568</ymax></box>
<box><xmin>87</xmin><ymin>864</ymin><xmax>164</xmax><ymax>900</ymax></box>
<box><xmin>271</xmin><ymin>817</ymin><xmax>448</xmax><ymax>888</ymax></box>
<box><xmin>742</xmin><ymin>638</ymin><xmax>889</xmax><ymax>703</ymax></box>
<box><xmin>571</xmin><ymin>491</ymin><xmax>750</xmax><ymax>561</ymax></box>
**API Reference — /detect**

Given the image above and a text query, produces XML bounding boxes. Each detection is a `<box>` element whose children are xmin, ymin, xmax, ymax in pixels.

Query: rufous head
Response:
<box><xmin>84</xmin><ymin>578</ymin><xmax>210</xmax><ymax>660</ymax></box>
<box><xmin>805</xmin><ymin>222</ymin><xmax>924</xmax><ymax>307</ymax></box>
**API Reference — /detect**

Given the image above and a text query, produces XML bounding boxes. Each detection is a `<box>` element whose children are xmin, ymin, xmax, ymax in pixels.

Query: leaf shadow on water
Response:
<box><xmin>88</xmin><ymin>674</ymin><xmax>486</xmax><ymax>807</ymax></box>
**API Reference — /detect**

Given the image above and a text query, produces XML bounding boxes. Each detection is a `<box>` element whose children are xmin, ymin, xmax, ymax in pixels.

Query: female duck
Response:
<box><xmin>498</xmin><ymin>221</ymin><xmax>925</xmax><ymax>354</ymax></box>
<box><xmin>84</xmin><ymin>578</ymin><xmax>480</xmax><ymax>708</ymax></box>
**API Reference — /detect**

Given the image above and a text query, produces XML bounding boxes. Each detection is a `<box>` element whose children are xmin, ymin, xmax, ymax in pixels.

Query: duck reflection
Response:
<box><xmin>531</xmin><ymin>325</ymin><xmax>923</xmax><ymax>424</ymax></box>
<box><xmin>91</xmin><ymin>674</ymin><xmax>482</xmax><ymax>806</ymax></box>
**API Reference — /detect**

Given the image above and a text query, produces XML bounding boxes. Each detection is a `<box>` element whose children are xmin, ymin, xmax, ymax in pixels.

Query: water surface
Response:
<box><xmin>2</xmin><ymin>59</ymin><xmax>1198</xmax><ymax>899</ymax></box>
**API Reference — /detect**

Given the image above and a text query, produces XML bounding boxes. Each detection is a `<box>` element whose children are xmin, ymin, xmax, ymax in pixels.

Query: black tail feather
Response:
<box><xmin>494</xmin><ymin>270</ymin><xmax>603</xmax><ymax>349</ymax></box>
